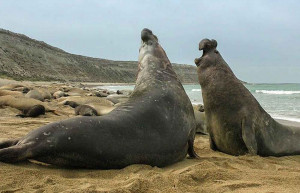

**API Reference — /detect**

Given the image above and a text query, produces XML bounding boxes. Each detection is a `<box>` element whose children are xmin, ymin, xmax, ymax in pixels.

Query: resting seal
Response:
<box><xmin>0</xmin><ymin>29</ymin><xmax>198</xmax><ymax>168</ymax></box>
<box><xmin>0</xmin><ymin>95</ymin><xmax>57</xmax><ymax>117</ymax></box>
<box><xmin>17</xmin><ymin>105</ymin><xmax>46</xmax><ymax>118</ymax></box>
<box><xmin>75</xmin><ymin>105</ymin><xmax>98</xmax><ymax>116</ymax></box>
<box><xmin>25</xmin><ymin>90</ymin><xmax>44</xmax><ymax>101</ymax></box>
<box><xmin>195</xmin><ymin>38</ymin><xmax>300</xmax><ymax>156</ymax></box>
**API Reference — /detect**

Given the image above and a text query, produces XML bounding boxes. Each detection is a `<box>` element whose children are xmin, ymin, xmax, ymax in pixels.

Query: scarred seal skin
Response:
<box><xmin>0</xmin><ymin>29</ymin><xmax>198</xmax><ymax>168</ymax></box>
<box><xmin>195</xmin><ymin>38</ymin><xmax>300</xmax><ymax>156</ymax></box>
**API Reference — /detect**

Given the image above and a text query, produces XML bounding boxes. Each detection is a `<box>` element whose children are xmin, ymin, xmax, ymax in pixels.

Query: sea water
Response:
<box><xmin>97</xmin><ymin>83</ymin><xmax>300</xmax><ymax>123</ymax></box>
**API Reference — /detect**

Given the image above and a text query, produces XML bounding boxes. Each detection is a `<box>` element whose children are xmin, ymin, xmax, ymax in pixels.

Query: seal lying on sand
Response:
<box><xmin>75</xmin><ymin>105</ymin><xmax>98</xmax><ymax>116</ymax></box>
<box><xmin>0</xmin><ymin>95</ymin><xmax>56</xmax><ymax>117</ymax></box>
<box><xmin>0</xmin><ymin>29</ymin><xmax>198</xmax><ymax>168</ymax></box>
<box><xmin>195</xmin><ymin>38</ymin><xmax>300</xmax><ymax>156</ymax></box>
<box><xmin>16</xmin><ymin>105</ymin><xmax>45</xmax><ymax>118</ymax></box>
<box><xmin>25</xmin><ymin>90</ymin><xmax>44</xmax><ymax>101</ymax></box>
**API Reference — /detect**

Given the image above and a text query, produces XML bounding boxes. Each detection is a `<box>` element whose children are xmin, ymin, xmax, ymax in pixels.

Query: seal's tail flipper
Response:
<box><xmin>0</xmin><ymin>139</ymin><xmax>20</xmax><ymax>149</ymax></box>
<box><xmin>0</xmin><ymin>143</ymin><xmax>33</xmax><ymax>163</ymax></box>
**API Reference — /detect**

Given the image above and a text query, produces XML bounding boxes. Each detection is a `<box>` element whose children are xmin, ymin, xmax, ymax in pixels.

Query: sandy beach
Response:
<box><xmin>0</xmin><ymin>80</ymin><xmax>299</xmax><ymax>193</ymax></box>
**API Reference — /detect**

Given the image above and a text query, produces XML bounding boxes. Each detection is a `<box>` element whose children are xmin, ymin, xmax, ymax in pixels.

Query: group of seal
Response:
<box><xmin>0</xmin><ymin>29</ymin><xmax>198</xmax><ymax>168</ymax></box>
<box><xmin>1</xmin><ymin>29</ymin><xmax>299</xmax><ymax>169</ymax></box>
<box><xmin>195</xmin><ymin>38</ymin><xmax>300</xmax><ymax>156</ymax></box>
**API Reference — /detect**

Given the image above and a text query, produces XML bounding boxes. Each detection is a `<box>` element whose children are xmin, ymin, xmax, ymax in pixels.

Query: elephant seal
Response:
<box><xmin>193</xmin><ymin>105</ymin><xmax>207</xmax><ymax>135</ymax></box>
<box><xmin>0</xmin><ymin>95</ymin><xmax>56</xmax><ymax>116</ymax></box>
<box><xmin>0</xmin><ymin>84</ymin><xmax>25</xmax><ymax>90</ymax></box>
<box><xmin>53</xmin><ymin>91</ymin><xmax>68</xmax><ymax>99</ymax></box>
<box><xmin>195</xmin><ymin>38</ymin><xmax>300</xmax><ymax>156</ymax></box>
<box><xmin>17</xmin><ymin>105</ymin><xmax>46</xmax><ymax>118</ymax></box>
<box><xmin>0</xmin><ymin>28</ymin><xmax>198</xmax><ymax>168</ymax></box>
<box><xmin>25</xmin><ymin>90</ymin><xmax>44</xmax><ymax>101</ymax></box>
<box><xmin>0</xmin><ymin>90</ymin><xmax>23</xmax><ymax>97</ymax></box>
<box><xmin>64</xmin><ymin>101</ymin><xmax>80</xmax><ymax>108</ymax></box>
<box><xmin>75</xmin><ymin>105</ymin><xmax>98</xmax><ymax>116</ymax></box>
<box><xmin>38</xmin><ymin>89</ymin><xmax>52</xmax><ymax>100</ymax></box>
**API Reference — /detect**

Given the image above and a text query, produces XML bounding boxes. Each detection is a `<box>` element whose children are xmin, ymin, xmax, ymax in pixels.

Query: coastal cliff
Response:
<box><xmin>0</xmin><ymin>29</ymin><xmax>198</xmax><ymax>83</ymax></box>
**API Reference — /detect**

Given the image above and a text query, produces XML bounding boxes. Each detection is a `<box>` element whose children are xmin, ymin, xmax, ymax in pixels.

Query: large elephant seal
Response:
<box><xmin>0</xmin><ymin>29</ymin><xmax>198</xmax><ymax>168</ymax></box>
<box><xmin>195</xmin><ymin>38</ymin><xmax>300</xmax><ymax>156</ymax></box>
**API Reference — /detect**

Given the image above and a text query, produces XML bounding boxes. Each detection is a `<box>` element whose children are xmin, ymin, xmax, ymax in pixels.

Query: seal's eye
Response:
<box><xmin>214</xmin><ymin>50</ymin><xmax>219</xmax><ymax>54</ymax></box>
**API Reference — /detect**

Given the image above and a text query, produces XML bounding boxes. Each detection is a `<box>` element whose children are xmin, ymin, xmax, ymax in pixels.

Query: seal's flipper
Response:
<box><xmin>0</xmin><ymin>143</ymin><xmax>34</xmax><ymax>163</ymax></box>
<box><xmin>188</xmin><ymin>138</ymin><xmax>199</xmax><ymax>159</ymax></box>
<box><xmin>242</xmin><ymin>118</ymin><xmax>258</xmax><ymax>155</ymax></box>
<box><xmin>209</xmin><ymin>136</ymin><xmax>217</xmax><ymax>151</ymax></box>
<box><xmin>0</xmin><ymin>139</ymin><xmax>19</xmax><ymax>149</ymax></box>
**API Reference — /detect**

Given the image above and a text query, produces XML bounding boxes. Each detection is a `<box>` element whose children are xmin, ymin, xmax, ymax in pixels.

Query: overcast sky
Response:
<box><xmin>0</xmin><ymin>0</ymin><xmax>299</xmax><ymax>83</ymax></box>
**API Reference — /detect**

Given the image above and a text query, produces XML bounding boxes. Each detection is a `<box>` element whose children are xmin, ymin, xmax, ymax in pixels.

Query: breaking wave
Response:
<box><xmin>191</xmin><ymin>89</ymin><xmax>201</xmax><ymax>92</ymax></box>
<box><xmin>255</xmin><ymin>90</ymin><xmax>300</xmax><ymax>95</ymax></box>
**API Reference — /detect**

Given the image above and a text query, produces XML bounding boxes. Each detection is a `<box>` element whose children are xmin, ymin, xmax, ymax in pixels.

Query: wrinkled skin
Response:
<box><xmin>195</xmin><ymin>39</ymin><xmax>300</xmax><ymax>156</ymax></box>
<box><xmin>0</xmin><ymin>29</ymin><xmax>197</xmax><ymax>168</ymax></box>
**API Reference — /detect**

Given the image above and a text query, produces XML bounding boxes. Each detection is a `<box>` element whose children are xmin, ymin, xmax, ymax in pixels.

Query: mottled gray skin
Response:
<box><xmin>0</xmin><ymin>29</ymin><xmax>197</xmax><ymax>168</ymax></box>
<box><xmin>195</xmin><ymin>39</ymin><xmax>300</xmax><ymax>156</ymax></box>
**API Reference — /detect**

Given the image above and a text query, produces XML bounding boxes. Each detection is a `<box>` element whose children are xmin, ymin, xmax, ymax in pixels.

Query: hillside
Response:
<box><xmin>0</xmin><ymin>29</ymin><xmax>198</xmax><ymax>83</ymax></box>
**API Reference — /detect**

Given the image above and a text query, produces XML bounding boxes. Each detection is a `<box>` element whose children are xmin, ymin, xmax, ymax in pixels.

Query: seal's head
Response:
<box><xmin>138</xmin><ymin>28</ymin><xmax>173</xmax><ymax>80</ymax></box>
<box><xmin>139</xmin><ymin>28</ymin><xmax>161</xmax><ymax>61</ymax></box>
<box><xmin>141</xmin><ymin>28</ymin><xmax>158</xmax><ymax>43</ymax></box>
<box><xmin>194</xmin><ymin>39</ymin><xmax>218</xmax><ymax>68</ymax></box>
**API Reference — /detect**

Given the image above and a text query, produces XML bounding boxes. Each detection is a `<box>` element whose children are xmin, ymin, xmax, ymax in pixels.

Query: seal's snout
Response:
<box><xmin>199</xmin><ymin>39</ymin><xmax>218</xmax><ymax>51</ymax></box>
<box><xmin>194</xmin><ymin>58</ymin><xmax>201</xmax><ymax>66</ymax></box>
<box><xmin>141</xmin><ymin>28</ymin><xmax>153</xmax><ymax>42</ymax></box>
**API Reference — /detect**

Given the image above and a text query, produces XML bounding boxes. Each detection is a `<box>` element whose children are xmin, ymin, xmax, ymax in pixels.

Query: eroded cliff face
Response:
<box><xmin>0</xmin><ymin>29</ymin><xmax>198</xmax><ymax>83</ymax></box>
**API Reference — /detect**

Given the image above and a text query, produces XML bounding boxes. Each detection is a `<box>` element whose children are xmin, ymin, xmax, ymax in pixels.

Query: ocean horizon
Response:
<box><xmin>97</xmin><ymin>83</ymin><xmax>300</xmax><ymax>123</ymax></box>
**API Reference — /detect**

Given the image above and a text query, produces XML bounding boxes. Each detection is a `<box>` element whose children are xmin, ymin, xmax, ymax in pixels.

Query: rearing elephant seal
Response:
<box><xmin>0</xmin><ymin>29</ymin><xmax>198</xmax><ymax>168</ymax></box>
<box><xmin>195</xmin><ymin>38</ymin><xmax>300</xmax><ymax>156</ymax></box>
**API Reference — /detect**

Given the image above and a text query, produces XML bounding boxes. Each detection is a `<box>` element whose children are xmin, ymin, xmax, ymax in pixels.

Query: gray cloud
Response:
<box><xmin>0</xmin><ymin>0</ymin><xmax>299</xmax><ymax>83</ymax></box>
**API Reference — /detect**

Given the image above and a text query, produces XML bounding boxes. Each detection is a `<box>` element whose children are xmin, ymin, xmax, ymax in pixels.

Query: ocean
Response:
<box><xmin>97</xmin><ymin>83</ymin><xmax>300</xmax><ymax>123</ymax></box>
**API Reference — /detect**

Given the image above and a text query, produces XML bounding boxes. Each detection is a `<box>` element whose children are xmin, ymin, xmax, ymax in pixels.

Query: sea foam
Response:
<box><xmin>256</xmin><ymin>90</ymin><xmax>300</xmax><ymax>95</ymax></box>
<box><xmin>191</xmin><ymin>89</ymin><xmax>201</xmax><ymax>92</ymax></box>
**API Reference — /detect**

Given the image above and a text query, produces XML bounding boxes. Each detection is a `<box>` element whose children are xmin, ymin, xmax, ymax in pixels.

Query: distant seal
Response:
<box><xmin>193</xmin><ymin>105</ymin><xmax>207</xmax><ymax>135</ymax></box>
<box><xmin>64</xmin><ymin>101</ymin><xmax>80</xmax><ymax>108</ymax></box>
<box><xmin>25</xmin><ymin>90</ymin><xmax>44</xmax><ymax>101</ymax></box>
<box><xmin>17</xmin><ymin>105</ymin><xmax>45</xmax><ymax>118</ymax></box>
<box><xmin>0</xmin><ymin>95</ymin><xmax>56</xmax><ymax>117</ymax></box>
<box><xmin>59</xmin><ymin>96</ymin><xmax>114</xmax><ymax>107</ymax></box>
<box><xmin>0</xmin><ymin>28</ymin><xmax>198</xmax><ymax>168</ymax></box>
<box><xmin>0</xmin><ymin>90</ymin><xmax>23</xmax><ymax>97</ymax></box>
<box><xmin>195</xmin><ymin>38</ymin><xmax>300</xmax><ymax>156</ymax></box>
<box><xmin>75</xmin><ymin>105</ymin><xmax>98</xmax><ymax>116</ymax></box>
<box><xmin>0</xmin><ymin>84</ymin><xmax>25</xmax><ymax>90</ymax></box>
<box><xmin>53</xmin><ymin>91</ymin><xmax>68</xmax><ymax>99</ymax></box>
<box><xmin>38</xmin><ymin>89</ymin><xmax>52</xmax><ymax>100</ymax></box>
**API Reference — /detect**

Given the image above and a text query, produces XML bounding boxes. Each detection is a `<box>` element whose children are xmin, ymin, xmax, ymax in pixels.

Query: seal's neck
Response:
<box><xmin>135</xmin><ymin>43</ymin><xmax>177</xmax><ymax>88</ymax></box>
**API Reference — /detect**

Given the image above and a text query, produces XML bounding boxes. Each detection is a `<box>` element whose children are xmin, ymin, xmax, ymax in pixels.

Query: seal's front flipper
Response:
<box><xmin>0</xmin><ymin>143</ymin><xmax>34</xmax><ymax>163</ymax></box>
<box><xmin>188</xmin><ymin>138</ymin><xmax>199</xmax><ymax>159</ymax></box>
<box><xmin>242</xmin><ymin>118</ymin><xmax>258</xmax><ymax>155</ymax></box>
<box><xmin>209</xmin><ymin>136</ymin><xmax>217</xmax><ymax>151</ymax></box>
<box><xmin>187</xmin><ymin>128</ymin><xmax>200</xmax><ymax>159</ymax></box>
<box><xmin>0</xmin><ymin>139</ymin><xmax>19</xmax><ymax>149</ymax></box>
